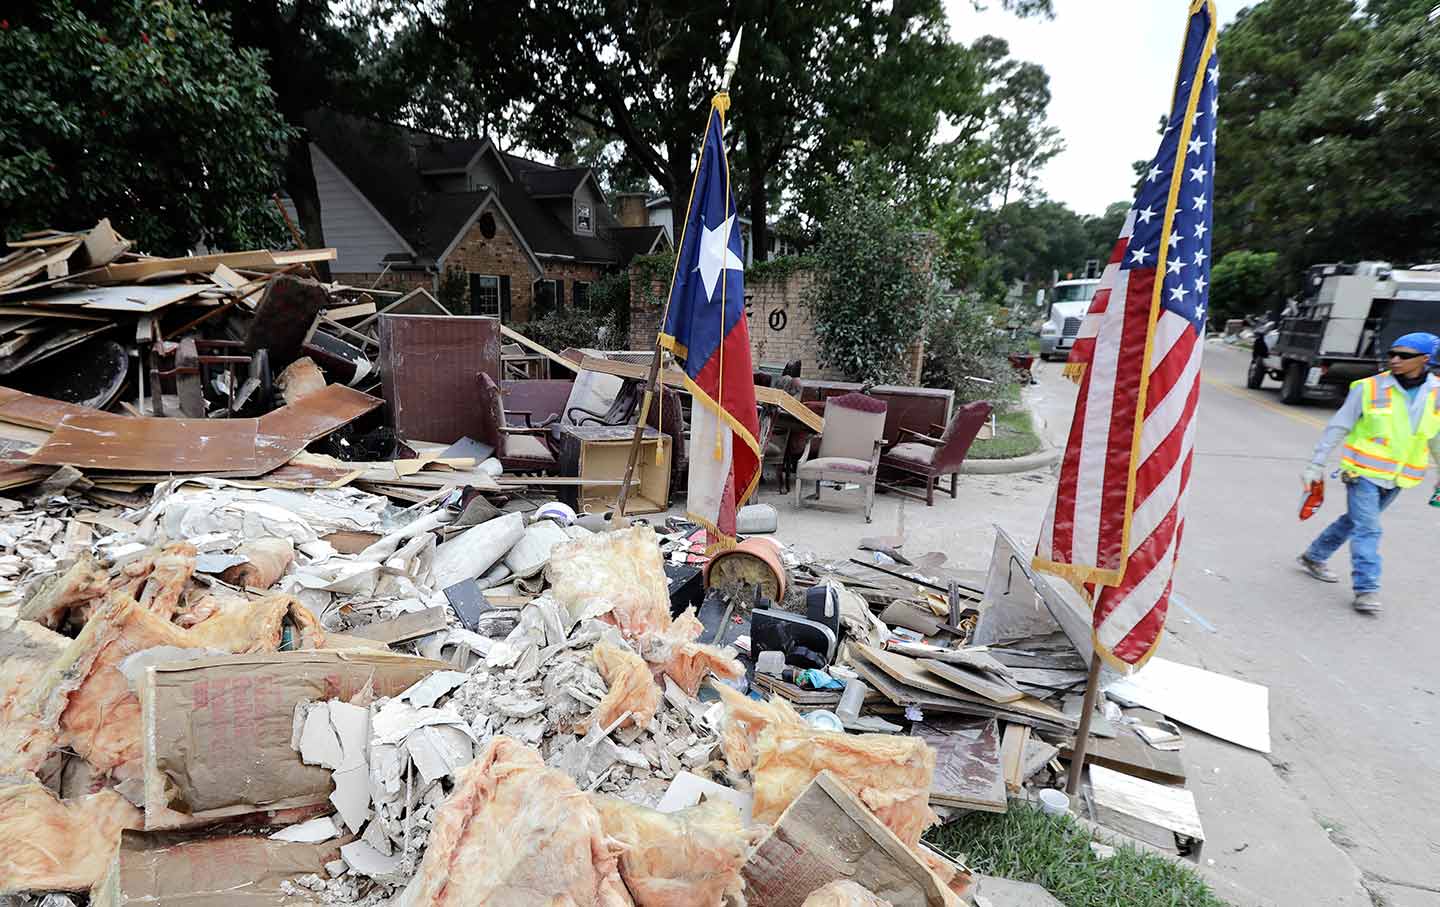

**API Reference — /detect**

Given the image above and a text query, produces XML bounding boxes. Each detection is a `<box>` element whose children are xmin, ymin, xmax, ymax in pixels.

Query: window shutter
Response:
<box><xmin>574</xmin><ymin>282</ymin><xmax>589</xmax><ymax>308</ymax></box>
<box><xmin>468</xmin><ymin>274</ymin><xmax>482</xmax><ymax>314</ymax></box>
<box><xmin>499</xmin><ymin>275</ymin><xmax>512</xmax><ymax>322</ymax></box>
<box><xmin>556</xmin><ymin>280</ymin><xmax>565</xmax><ymax>311</ymax></box>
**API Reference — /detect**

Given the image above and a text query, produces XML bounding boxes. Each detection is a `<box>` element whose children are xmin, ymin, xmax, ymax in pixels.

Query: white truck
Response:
<box><xmin>1038</xmin><ymin>278</ymin><xmax>1100</xmax><ymax>361</ymax></box>
<box><xmin>1248</xmin><ymin>262</ymin><xmax>1440</xmax><ymax>403</ymax></box>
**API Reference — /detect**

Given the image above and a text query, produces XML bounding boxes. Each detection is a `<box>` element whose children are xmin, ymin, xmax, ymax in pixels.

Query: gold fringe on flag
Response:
<box><xmin>1061</xmin><ymin>362</ymin><xmax>1087</xmax><ymax>383</ymax></box>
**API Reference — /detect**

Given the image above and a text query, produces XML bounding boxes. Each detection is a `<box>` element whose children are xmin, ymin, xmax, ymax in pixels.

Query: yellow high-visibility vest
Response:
<box><xmin>1340</xmin><ymin>373</ymin><xmax>1440</xmax><ymax>487</ymax></box>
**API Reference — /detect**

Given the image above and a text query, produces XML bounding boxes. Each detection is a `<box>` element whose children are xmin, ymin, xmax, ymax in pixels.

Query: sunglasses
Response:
<box><xmin>1387</xmin><ymin>350</ymin><xmax>1427</xmax><ymax>360</ymax></box>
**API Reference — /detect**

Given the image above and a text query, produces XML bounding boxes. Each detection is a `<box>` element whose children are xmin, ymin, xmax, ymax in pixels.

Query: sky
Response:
<box><xmin>943</xmin><ymin>0</ymin><xmax>1249</xmax><ymax>216</ymax></box>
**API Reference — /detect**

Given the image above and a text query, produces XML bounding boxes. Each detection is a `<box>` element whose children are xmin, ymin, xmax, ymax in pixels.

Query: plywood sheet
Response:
<box><xmin>922</xmin><ymin>658</ymin><xmax>1024</xmax><ymax>704</ymax></box>
<box><xmin>1105</xmin><ymin>657</ymin><xmax>1270</xmax><ymax>753</ymax></box>
<box><xmin>912</xmin><ymin>718</ymin><xmax>1006</xmax><ymax>812</ymax></box>
<box><xmin>851</xmin><ymin>646</ymin><xmax>1077</xmax><ymax>734</ymax></box>
<box><xmin>22</xmin><ymin>283</ymin><xmax>207</xmax><ymax>313</ymax></box>
<box><xmin>1060</xmin><ymin>730</ymin><xmax>1186</xmax><ymax>785</ymax></box>
<box><xmin>29</xmin><ymin>384</ymin><xmax>380</xmax><ymax>475</ymax></box>
<box><xmin>379</xmin><ymin>314</ymin><xmax>501</xmax><ymax>444</ymax></box>
<box><xmin>1089</xmin><ymin>764</ymin><xmax>1204</xmax><ymax>844</ymax></box>
<box><xmin>0</xmin><ymin>384</ymin><xmax>118</xmax><ymax>430</ymax></box>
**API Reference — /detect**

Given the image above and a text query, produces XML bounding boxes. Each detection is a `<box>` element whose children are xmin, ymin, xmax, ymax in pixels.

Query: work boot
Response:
<box><xmin>1352</xmin><ymin>592</ymin><xmax>1382</xmax><ymax>614</ymax></box>
<box><xmin>1296</xmin><ymin>554</ymin><xmax>1339</xmax><ymax>583</ymax></box>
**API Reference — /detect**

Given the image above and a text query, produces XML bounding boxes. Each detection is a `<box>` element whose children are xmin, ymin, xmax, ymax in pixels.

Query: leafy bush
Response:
<box><xmin>922</xmin><ymin>293</ymin><xmax>1017</xmax><ymax>405</ymax></box>
<box><xmin>523</xmin><ymin>305</ymin><xmax>618</xmax><ymax>354</ymax></box>
<box><xmin>437</xmin><ymin>266</ymin><xmax>469</xmax><ymax>314</ymax></box>
<box><xmin>805</xmin><ymin>181</ymin><xmax>940</xmax><ymax>384</ymax></box>
<box><xmin>1209</xmin><ymin>249</ymin><xmax>1282</xmax><ymax>324</ymax></box>
<box><xmin>588</xmin><ymin>270</ymin><xmax>632</xmax><ymax>338</ymax></box>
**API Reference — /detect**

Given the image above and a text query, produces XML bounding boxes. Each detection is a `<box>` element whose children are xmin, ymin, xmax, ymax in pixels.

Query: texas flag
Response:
<box><xmin>659</xmin><ymin>97</ymin><xmax>760</xmax><ymax>549</ymax></box>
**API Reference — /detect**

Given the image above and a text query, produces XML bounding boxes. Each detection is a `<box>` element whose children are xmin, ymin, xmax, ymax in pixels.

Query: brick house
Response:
<box><xmin>295</xmin><ymin>109</ymin><xmax>670</xmax><ymax>322</ymax></box>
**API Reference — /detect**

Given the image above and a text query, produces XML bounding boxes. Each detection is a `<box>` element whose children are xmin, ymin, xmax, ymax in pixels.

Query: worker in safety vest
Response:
<box><xmin>1297</xmin><ymin>332</ymin><xmax>1440</xmax><ymax>613</ymax></box>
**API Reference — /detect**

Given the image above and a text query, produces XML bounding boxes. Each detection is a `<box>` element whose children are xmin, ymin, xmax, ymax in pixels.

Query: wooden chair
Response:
<box><xmin>477</xmin><ymin>372</ymin><xmax>558</xmax><ymax>474</ymax></box>
<box><xmin>878</xmin><ymin>400</ymin><xmax>992</xmax><ymax>506</ymax></box>
<box><xmin>794</xmin><ymin>392</ymin><xmax>888</xmax><ymax>522</ymax></box>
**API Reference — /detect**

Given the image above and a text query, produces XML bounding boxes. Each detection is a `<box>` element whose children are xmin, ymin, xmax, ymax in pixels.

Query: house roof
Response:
<box><xmin>519</xmin><ymin>167</ymin><xmax>590</xmax><ymax>197</ymax></box>
<box><xmin>304</xmin><ymin>109</ymin><xmax>632</xmax><ymax>268</ymax></box>
<box><xmin>605</xmin><ymin>226</ymin><xmax>670</xmax><ymax>266</ymax></box>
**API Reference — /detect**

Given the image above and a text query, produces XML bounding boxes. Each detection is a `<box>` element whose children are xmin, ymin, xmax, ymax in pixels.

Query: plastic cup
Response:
<box><xmin>1038</xmin><ymin>788</ymin><xmax>1069</xmax><ymax>817</ymax></box>
<box><xmin>755</xmin><ymin>650</ymin><xmax>785</xmax><ymax>676</ymax></box>
<box><xmin>836</xmin><ymin>678</ymin><xmax>868</xmax><ymax>724</ymax></box>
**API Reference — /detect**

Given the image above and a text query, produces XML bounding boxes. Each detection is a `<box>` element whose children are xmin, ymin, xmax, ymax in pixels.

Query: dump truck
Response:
<box><xmin>1247</xmin><ymin>262</ymin><xmax>1440</xmax><ymax>403</ymax></box>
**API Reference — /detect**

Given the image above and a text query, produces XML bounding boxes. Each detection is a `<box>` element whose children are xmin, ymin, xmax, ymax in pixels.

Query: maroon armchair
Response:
<box><xmin>878</xmin><ymin>400</ymin><xmax>992</xmax><ymax>506</ymax></box>
<box><xmin>477</xmin><ymin>372</ymin><xmax>558</xmax><ymax>474</ymax></box>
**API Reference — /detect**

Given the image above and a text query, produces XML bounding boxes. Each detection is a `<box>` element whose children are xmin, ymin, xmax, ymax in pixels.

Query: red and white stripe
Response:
<box><xmin>1035</xmin><ymin>219</ymin><xmax>1205</xmax><ymax>668</ymax></box>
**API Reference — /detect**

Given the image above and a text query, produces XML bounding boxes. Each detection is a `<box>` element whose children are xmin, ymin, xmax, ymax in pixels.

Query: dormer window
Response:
<box><xmin>576</xmin><ymin>203</ymin><xmax>593</xmax><ymax>235</ymax></box>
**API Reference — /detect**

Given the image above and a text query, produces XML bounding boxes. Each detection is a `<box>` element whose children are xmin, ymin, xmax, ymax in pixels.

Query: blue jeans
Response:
<box><xmin>1305</xmin><ymin>477</ymin><xmax>1402</xmax><ymax>593</ymax></box>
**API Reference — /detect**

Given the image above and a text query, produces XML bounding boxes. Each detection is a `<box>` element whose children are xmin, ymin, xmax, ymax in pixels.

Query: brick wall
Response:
<box><xmin>445</xmin><ymin>207</ymin><xmax>541</xmax><ymax>321</ymax></box>
<box><xmin>627</xmin><ymin>267</ymin><xmax>847</xmax><ymax>380</ymax></box>
<box><xmin>539</xmin><ymin>261</ymin><xmax>605</xmax><ymax>317</ymax></box>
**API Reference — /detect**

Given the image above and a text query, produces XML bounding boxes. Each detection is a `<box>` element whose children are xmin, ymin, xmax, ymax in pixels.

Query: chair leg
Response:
<box><xmin>864</xmin><ymin>480</ymin><xmax>875</xmax><ymax>523</ymax></box>
<box><xmin>950</xmin><ymin>472</ymin><xmax>959</xmax><ymax>498</ymax></box>
<box><xmin>926</xmin><ymin>475</ymin><xmax>935</xmax><ymax>507</ymax></box>
<box><xmin>793</xmin><ymin>474</ymin><xmax>803</xmax><ymax>509</ymax></box>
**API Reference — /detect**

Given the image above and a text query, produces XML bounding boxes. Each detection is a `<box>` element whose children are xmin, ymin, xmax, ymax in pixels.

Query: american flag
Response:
<box><xmin>1034</xmin><ymin>0</ymin><xmax>1218</xmax><ymax>669</ymax></box>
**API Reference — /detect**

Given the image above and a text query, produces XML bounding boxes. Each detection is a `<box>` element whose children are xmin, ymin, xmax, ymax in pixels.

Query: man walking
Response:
<box><xmin>1297</xmin><ymin>333</ymin><xmax>1440</xmax><ymax>613</ymax></box>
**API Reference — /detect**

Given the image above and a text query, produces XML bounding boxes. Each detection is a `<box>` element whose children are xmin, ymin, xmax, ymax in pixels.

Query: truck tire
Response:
<box><xmin>1280</xmin><ymin>361</ymin><xmax>1306</xmax><ymax>405</ymax></box>
<box><xmin>1246</xmin><ymin>354</ymin><xmax>1266</xmax><ymax>389</ymax></box>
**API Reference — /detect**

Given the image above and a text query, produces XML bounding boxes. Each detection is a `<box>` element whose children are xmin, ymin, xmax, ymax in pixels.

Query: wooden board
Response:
<box><xmin>1089</xmin><ymin>764</ymin><xmax>1204</xmax><ymax>851</ymax></box>
<box><xmin>851</xmin><ymin>645</ymin><xmax>1077</xmax><ymax>734</ymax></box>
<box><xmin>29</xmin><ymin>385</ymin><xmax>380</xmax><ymax>475</ymax></box>
<box><xmin>887</xmin><ymin>642</ymin><xmax>1015</xmax><ymax>680</ymax></box>
<box><xmin>921</xmin><ymin>659</ymin><xmax>1024</xmax><ymax>704</ymax></box>
<box><xmin>853</xmin><ymin>643</ymin><xmax>988</xmax><ymax>703</ymax></box>
<box><xmin>0</xmin><ymin>384</ymin><xmax>119</xmax><ymax>431</ymax></box>
<box><xmin>90</xmin><ymin>248</ymin><xmax>335</xmax><ymax>284</ymax></box>
<box><xmin>912</xmin><ymin>718</ymin><xmax>1007</xmax><ymax>812</ymax></box>
<box><xmin>1000</xmin><ymin>724</ymin><xmax>1029</xmax><ymax>794</ymax></box>
<box><xmin>742</xmin><ymin>772</ymin><xmax>949</xmax><ymax>907</ymax></box>
<box><xmin>345</xmin><ymin>607</ymin><xmax>450</xmax><ymax>645</ymax></box>
<box><xmin>1060</xmin><ymin>730</ymin><xmax>1187</xmax><ymax>785</ymax></box>
<box><xmin>22</xmin><ymin>283</ymin><xmax>207</xmax><ymax>313</ymax></box>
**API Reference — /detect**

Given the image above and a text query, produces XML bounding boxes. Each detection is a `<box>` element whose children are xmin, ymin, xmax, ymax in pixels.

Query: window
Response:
<box><xmin>469</xmin><ymin>274</ymin><xmax>500</xmax><ymax>316</ymax></box>
<box><xmin>572</xmin><ymin>280</ymin><xmax>590</xmax><ymax>309</ymax></box>
<box><xmin>576</xmin><ymin>203</ymin><xmax>593</xmax><ymax>234</ymax></box>
<box><xmin>533</xmin><ymin>278</ymin><xmax>559</xmax><ymax>316</ymax></box>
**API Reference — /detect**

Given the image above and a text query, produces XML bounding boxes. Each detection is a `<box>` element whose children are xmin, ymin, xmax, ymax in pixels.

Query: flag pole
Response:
<box><xmin>1065</xmin><ymin>652</ymin><xmax>1104</xmax><ymax>796</ymax></box>
<box><xmin>616</xmin><ymin>28</ymin><xmax>743</xmax><ymax>521</ymax></box>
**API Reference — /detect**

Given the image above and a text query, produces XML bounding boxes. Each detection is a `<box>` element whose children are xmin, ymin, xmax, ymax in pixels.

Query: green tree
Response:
<box><xmin>423</xmin><ymin>0</ymin><xmax>1054</xmax><ymax>262</ymax></box>
<box><xmin>805</xmin><ymin>177</ymin><xmax>940</xmax><ymax>384</ymax></box>
<box><xmin>1082</xmin><ymin>201</ymin><xmax>1130</xmax><ymax>267</ymax></box>
<box><xmin>0</xmin><ymin>0</ymin><xmax>292</xmax><ymax>252</ymax></box>
<box><xmin>1214</xmin><ymin>0</ymin><xmax>1440</xmax><ymax>278</ymax></box>
<box><xmin>1208</xmin><ymin>250</ymin><xmax>1283</xmax><ymax>323</ymax></box>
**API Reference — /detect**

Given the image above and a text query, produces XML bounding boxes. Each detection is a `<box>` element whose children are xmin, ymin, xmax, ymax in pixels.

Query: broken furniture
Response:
<box><xmin>556</xmin><ymin>423</ymin><xmax>672</xmax><ymax>514</ymax></box>
<box><xmin>379</xmin><ymin>314</ymin><xmax>501</xmax><ymax>445</ymax></box>
<box><xmin>794</xmin><ymin>393</ymin><xmax>888</xmax><ymax>523</ymax></box>
<box><xmin>759</xmin><ymin>375</ymin><xmax>806</xmax><ymax>493</ymax></box>
<box><xmin>149</xmin><ymin>337</ymin><xmax>269</xmax><ymax>418</ymax></box>
<box><xmin>879</xmin><ymin>401</ymin><xmax>993</xmax><ymax>506</ymax></box>
<box><xmin>801</xmin><ymin>381</ymin><xmax>952</xmax><ymax>447</ymax></box>
<box><xmin>477</xmin><ymin>372</ymin><xmax>558</xmax><ymax>474</ymax></box>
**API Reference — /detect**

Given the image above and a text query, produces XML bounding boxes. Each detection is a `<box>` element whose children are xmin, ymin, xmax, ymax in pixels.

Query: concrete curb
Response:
<box><xmin>959</xmin><ymin>393</ymin><xmax>1061</xmax><ymax>476</ymax></box>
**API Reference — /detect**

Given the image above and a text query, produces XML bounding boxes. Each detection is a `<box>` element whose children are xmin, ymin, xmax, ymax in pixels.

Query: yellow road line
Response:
<box><xmin>1200</xmin><ymin>374</ymin><xmax>1329</xmax><ymax>429</ymax></box>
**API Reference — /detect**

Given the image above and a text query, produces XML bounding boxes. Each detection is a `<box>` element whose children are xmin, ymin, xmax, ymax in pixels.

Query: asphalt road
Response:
<box><xmin>1034</xmin><ymin>343</ymin><xmax>1440</xmax><ymax>906</ymax></box>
